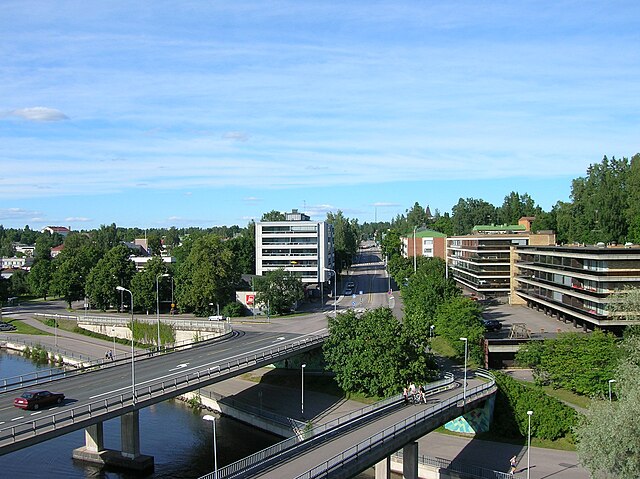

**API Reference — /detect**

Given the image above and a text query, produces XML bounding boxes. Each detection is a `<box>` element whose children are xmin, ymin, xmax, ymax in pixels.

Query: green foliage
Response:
<box><xmin>254</xmin><ymin>268</ymin><xmax>305</xmax><ymax>315</ymax></box>
<box><xmin>575</xmin><ymin>335</ymin><xmax>640</xmax><ymax>478</ymax></box>
<box><xmin>186</xmin><ymin>393</ymin><xmax>202</xmax><ymax>409</ymax></box>
<box><xmin>261</xmin><ymin>210</ymin><xmax>286</xmax><ymax>221</ymax></box>
<box><xmin>129</xmin><ymin>257</ymin><xmax>171</xmax><ymax>313</ymax></box>
<box><xmin>607</xmin><ymin>286</ymin><xmax>640</xmax><ymax>322</ymax></box>
<box><xmin>451</xmin><ymin>198</ymin><xmax>497</xmax><ymax>235</ymax></box>
<box><xmin>222</xmin><ymin>301</ymin><xmax>245</xmax><ymax>317</ymax></box>
<box><xmin>129</xmin><ymin>320</ymin><xmax>176</xmax><ymax>347</ymax></box>
<box><xmin>380</xmin><ymin>229</ymin><xmax>402</xmax><ymax>260</ymax></box>
<box><xmin>497</xmin><ymin>191</ymin><xmax>540</xmax><ymax>225</ymax></box>
<box><xmin>9</xmin><ymin>269</ymin><xmax>30</xmax><ymax>297</ymax></box>
<box><xmin>492</xmin><ymin>372</ymin><xmax>577</xmax><ymax>441</ymax></box>
<box><xmin>327</xmin><ymin>210</ymin><xmax>359</xmax><ymax>271</ymax></box>
<box><xmin>85</xmin><ymin>245</ymin><xmax>136</xmax><ymax>310</ymax></box>
<box><xmin>323</xmin><ymin>308</ymin><xmax>437</xmax><ymax>398</ymax></box>
<box><xmin>175</xmin><ymin>234</ymin><xmax>240</xmax><ymax>316</ymax></box>
<box><xmin>516</xmin><ymin>331</ymin><xmax>620</xmax><ymax>396</ymax></box>
<box><xmin>433</xmin><ymin>296</ymin><xmax>484</xmax><ymax>364</ymax></box>
<box><xmin>228</xmin><ymin>231</ymin><xmax>255</xmax><ymax>275</ymax></box>
<box><xmin>28</xmin><ymin>259</ymin><xmax>53</xmax><ymax>299</ymax></box>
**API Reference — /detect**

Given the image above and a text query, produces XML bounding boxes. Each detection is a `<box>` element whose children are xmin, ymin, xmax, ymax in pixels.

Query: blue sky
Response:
<box><xmin>1</xmin><ymin>1</ymin><xmax>639</xmax><ymax>230</ymax></box>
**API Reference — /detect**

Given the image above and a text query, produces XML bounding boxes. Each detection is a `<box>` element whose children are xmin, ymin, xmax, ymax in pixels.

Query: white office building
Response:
<box><xmin>255</xmin><ymin>210</ymin><xmax>334</xmax><ymax>284</ymax></box>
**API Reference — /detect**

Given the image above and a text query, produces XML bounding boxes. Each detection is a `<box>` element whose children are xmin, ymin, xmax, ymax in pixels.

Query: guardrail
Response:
<box><xmin>35</xmin><ymin>313</ymin><xmax>232</xmax><ymax>331</ymax></box>
<box><xmin>293</xmin><ymin>371</ymin><xmax>496</xmax><ymax>479</ymax></box>
<box><xmin>393</xmin><ymin>450</ymin><xmax>513</xmax><ymax>479</ymax></box>
<box><xmin>209</xmin><ymin>372</ymin><xmax>456</xmax><ymax>479</ymax></box>
<box><xmin>0</xmin><ymin>330</ymin><xmax>236</xmax><ymax>393</ymax></box>
<box><xmin>0</xmin><ymin>334</ymin><xmax>327</xmax><ymax>449</ymax></box>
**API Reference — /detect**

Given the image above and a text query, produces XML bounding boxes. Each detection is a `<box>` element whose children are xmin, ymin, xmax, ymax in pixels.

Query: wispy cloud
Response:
<box><xmin>222</xmin><ymin>131</ymin><xmax>250</xmax><ymax>142</ymax></box>
<box><xmin>4</xmin><ymin>107</ymin><xmax>68</xmax><ymax>122</ymax></box>
<box><xmin>0</xmin><ymin>208</ymin><xmax>42</xmax><ymax>221</ymax></box>
<box><xmin>65</xmin><ymin>216</ymin><xmax>91</xmax><ymax>222</ymax></box>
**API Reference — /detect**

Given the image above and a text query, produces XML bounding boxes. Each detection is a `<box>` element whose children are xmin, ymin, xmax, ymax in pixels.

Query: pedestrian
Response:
<box><xmin>403</xmin><ymin>387</ymin><xmax>409</xmax><ymax>404</ymax></box>
<box><xmin>419</xmin><ymin>385</ymin><xmax>426</xmax><ymax>403</ymax></box>
<box><xmin>509</xmin><ymin>455</ymin><xmax>517</xmax><ymax>474</ymax></box>
<box><xmin>105</xmin><ymin>350</ymin><xmax>110</xmax><ymax>360</ymax></box>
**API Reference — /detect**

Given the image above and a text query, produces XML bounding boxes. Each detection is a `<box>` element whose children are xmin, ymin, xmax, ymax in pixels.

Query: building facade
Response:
<box><xmin>255</xmin><ymin>210</ymin><xmax>334</xmax><ymax>284</ymax></box>
<box><xmin>446</xmin><ymin>221</ymin><xmax>555</xmax><ymax>298</ymax></box>
<box><xmin>512</xmin><ymin>244</ymin><xmax>640</xmax><ymax>331</ymax></box>
<box><xmin>401</xmin><ymin>229</ymin><xmax>447</xmax><ymax>260</ymax></box>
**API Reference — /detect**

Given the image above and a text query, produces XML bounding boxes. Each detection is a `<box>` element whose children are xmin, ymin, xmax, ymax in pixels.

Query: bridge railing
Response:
<box><xmin>0</xmin><ymin>327</ymin><xmax>234</xmax><ymax>393</ymax></box>
<box><xmin>393</xmin><ymin>450</ymin><xmax>513</xmax><ymax>479</ymax></box>
<box><xmin>210</xmin><ymin>372</ymin><xmax>456</xmax><ymax>479</ymax></box>
<box><xmin>0</xmin><ymin>333</ymin><xmax>326</xmax><ymax>447</ymax></box>
<box><xmin>35</xmin><ymin>312</ymin><xmax>232</xmax><ymax>331</ymax></box>
<box><xmin>294</xmin><ymin>371</ymin><xmax>496</xmax><ymax>479</ymax></box>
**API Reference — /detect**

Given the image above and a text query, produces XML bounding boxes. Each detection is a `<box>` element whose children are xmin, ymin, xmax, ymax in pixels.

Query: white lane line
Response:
<box><xmin>30</xmin><ymin>411</ymin><xmax>42</xmax><ymax>416</ymax></box>
<box><xmin>11</xmin><ymin>416</ymin><xmax>24</xmax><ymax>421</ymax></box>
<box><xmin>0</xmin><ymin>422</ymin><xmax>5</xmax><ymax>425</ymax></box>
<box><xmin>89</xmin><ymin>330</ymin><xmax>327</xmax><ymax>400</ymax></box>
<box><xmin>169</xmin><ymin>363</ymin><xmax>190</xmax><ymax>372</ymax></box>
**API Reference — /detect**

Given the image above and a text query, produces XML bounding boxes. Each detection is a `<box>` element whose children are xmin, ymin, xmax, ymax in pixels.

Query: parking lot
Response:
<box><xmin>482</xmin><ymin>302</ymin><xmax>586</xmax><ymax>338</ymax></box>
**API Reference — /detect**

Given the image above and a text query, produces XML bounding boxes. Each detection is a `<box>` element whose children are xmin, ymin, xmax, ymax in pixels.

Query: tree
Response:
<box><xmin>627</xmin><ymin>154</ymin><xmax>640</xmax><ymax>243</ymax></box>
<box><xmin>327</xmin><ymin>211</ymin><xmax>359</xmax><ymax>271</ymax></box>
<box><xmin>9</xmin><ymin>270</ymin><xmax>30</xmax><ymax>297</ymax></box>
<box><xmin>433</xmin><ymin>296</ymin><xmax>485</xmax><ymax>363</ymax></box>
<box><xmin>323</xmin><ymin>308</ymin><xmax>437</xmax><ymax>397</ymax></box>
<box><xmin>497</xmin><ymin>192</ymin><xmax>539</xmax><ymax>225</ymax></box>
<box><xmin>261</xmin><ymin>210</ymin><xmax>285</xmax><ymax>221</ymax></box>
<box><xmin>229</xmin><ymin>229</ymin><xmax>255</xmax><ymax>275</ymax></box>
<box><xmin>430</xmin><ymin>213</ymin><xmax>454</xmax><ymax>236</ymax></box>
<box><xmin>85</xmin><ymin>245</ymin><xmax>136</xmax><ymax>311</ymax></box>
<box><xmin>165</xmin><ymin>226</ymin><xmax>181</xmax><ymax>248</ymax></box>
<box><xmin>451</xmin><ymin>198</ymin><xmax>497</xmax><ymax>235</ymax></box>
<box><xmin>175</xmin><ymin>234</ymin><xmax>240</xmax><ymax>316</ymax></box>
<box><xmin>92</xmin><ymin>223</ymin><xmax>120</xmax><ymax>253</ymax></box>
<box><xmin>406</xmin><ymin>202</ymin><xmax>429</xmax><ymax>229</ymax></box>
<box><xmin>608</xmin><ymin>287</ymin><xmax>640</xmax><ymax>322</ymax></box>
<box><xmin>147</xmin><ymin>234</ymin><xmax>162</xmax><ymax>256</ymax></box>
<box><xmin>380</xmin><ymin>229</ymin><xmax>402</xmax><ymax>260</ymax></box>
<box><xmin>27</xmin><ymin>259</ymin><xmax>53</xmax><ymax>299</ymax></box>
<box><xmin>575</xmin><ymin>335</ymin><xmax>640</xmax><ymax>478</ymax></box>
<box><xmin>253</xmin><ymin>268</ymin><xmax>304</xmax><ymax>315</ymax></box>
<box><xmin>130</xmin><ymin>257</ymin><xmax>171</xmax><ymax>314</ymax></box>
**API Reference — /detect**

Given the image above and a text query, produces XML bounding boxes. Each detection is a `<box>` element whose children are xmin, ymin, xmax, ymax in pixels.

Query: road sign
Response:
<box><xmin>352</xmin><ymin>301</ymin><xmax>356</xmax><ymax>307</ymax></box>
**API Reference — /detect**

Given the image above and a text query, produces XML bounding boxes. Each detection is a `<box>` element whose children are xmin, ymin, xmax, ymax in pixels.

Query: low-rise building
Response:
<box><xmin>401</xmin><ymin>229</ymin><xmax>447</xmax><ymax>260</ymax></box>
<box><xmin>41</xmin><ymin>226</ymin><xmax>71</xmax><ymax>237</ymax></box>
<box><xmin>0</xmin><ymin>256</ymin><xmax>34</xmax><ymax>270</ymax></box>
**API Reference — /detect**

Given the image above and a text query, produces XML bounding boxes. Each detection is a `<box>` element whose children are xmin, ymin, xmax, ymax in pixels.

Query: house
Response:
<box><xmin>41</xmin><ymin>226</ymin><xmax>71</xmax><ymax>237</ymax></box>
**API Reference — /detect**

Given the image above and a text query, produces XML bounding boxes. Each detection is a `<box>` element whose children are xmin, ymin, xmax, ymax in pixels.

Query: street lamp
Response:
<box><xmin>608</xmin><ymin>379</ymin><xmax>617</xmax><ymax>402</ymax></box>
<box><xmin>324</xmin><ymin>268</ymin><xmax>337</xmax><ymax>317</ymax></box>
<box><xmin>301</xmin><ymin>363</ymin><xmax>307</xmax><ymax>418</ymax></box>
<box><xmin>156</xmin><ymin>273</ymin><xmax>169</xmax><ymax>351</ymax></box>
<box><xmin>430</xmin><ymin>324</ymin><xmax>435</xmax><ymax>339</ymax></box>
<box><xmin>116</xmin><ymin>286</ymin><xmax>136</xmax><ymax>405</ymax></box>
<box><xmin>202</xmin><ymin>414</ymin><xmax>218</xmax><ymax>479</ymax></box>
<box><xmin>111</xmin><ymin>327</ymin><xmax>116</xmax><ymax>359</ymax></box>
<box><xmin>460</xmin><ymin>337</ymin><xmax>468</xmax><ymax>405</ymax></box>
<box><xmin>527</xmin><ymin>410</ymin><xmax>533</xmax><ymax>479</ymax></box>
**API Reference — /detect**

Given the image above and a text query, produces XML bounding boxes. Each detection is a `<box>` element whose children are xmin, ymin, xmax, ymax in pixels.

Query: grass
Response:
<box><xmin>3</xmin><ymin>319</ymin><xmax>50</xmax><ymax>336</ymax></box>
<box><xmin>430</xmin><ymin>336</ymin><xmax>458</xmax><ymax>358</ymax></box>
<box><xmin>436</xmin><ymin>426</ymin><xmax>577</xmax><ymax>451</ymax></box>
<box><xmin>542</xmin><ymin>385</ymin><xmax>591</xmax><ymax>409</ymax></box>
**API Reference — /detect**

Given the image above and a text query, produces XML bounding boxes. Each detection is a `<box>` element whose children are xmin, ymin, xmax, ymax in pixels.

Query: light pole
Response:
<box><xmin>430</xmin><ymin>324</ymin><xmax>435</xmax><ymax>340</ymax></box>
<box><xmin>116</xmin><ymin>286</ymin><xmax>136</xmax><ymax>405</ymax></box>
<box><xmin>301</xmin><ymin>363</ymin><xmax>307</xmax><ymax>418</ymax></box>
<box><xmin>202</xmin><ymin>414</ymin><xmax>218</xmax><ymax>479</ymax></box>
<box><xmin>608</xmin><ymin>379</ymin><xmax>617</xmax><ymax>402</ymax></box>
<box><xmin>325</xmin><ymin>268</ymin><xmax>337</xmax><ymax>317</ymax></box>
<box><xmin>111</xmin><ymin>327</ymin><xmax>116</xmax><ymax>359</ymax></box>
<box><xmin>527</xmin><ymin>410</ymin><xmax>533</xmax><ymax>479</ymax></box>
<box><xmin>413</xmin><ymin>226</ymin><xmax>417</xmax><ymax>273</ymax></box>
<box><xmin>156</xmin><ymin>273</ymin><xmax>169</xmax><ymax>351</ymax></box>
<box><xmin>54</xmin><ymin>319</ymin><xmax>57</xmax><ymax>347</ymax></box>
<box><xmin>460</xmin><ymin>337</ymin><xmax>468</xmax><ymax>405</ymax></box>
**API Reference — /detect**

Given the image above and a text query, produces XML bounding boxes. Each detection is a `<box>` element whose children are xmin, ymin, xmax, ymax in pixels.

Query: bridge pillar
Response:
<box><xmin>402</xmin><ymin>442</ymin><xmax>418</xmax><ymax>479</ymax></box>
<box><xmin>374</xmin><ymin>456</ymin><xmax>391</xmax><ymax>479</ymax></box>
<box><xmin>72</xmin><ymin>412</ymin><xmax>154</xmax><ymax>472</ymax></box>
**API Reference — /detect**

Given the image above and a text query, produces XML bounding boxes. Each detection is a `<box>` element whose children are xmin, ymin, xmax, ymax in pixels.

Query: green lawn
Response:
<box><xmin>3</xmin><ymin>319</ymin><xmax>50</xmax><ymax>336</ymax></box>
<box><xmin>542</xmin><ymin>385</ymin><xmax>591</xmax><ymax>409</ymax></box>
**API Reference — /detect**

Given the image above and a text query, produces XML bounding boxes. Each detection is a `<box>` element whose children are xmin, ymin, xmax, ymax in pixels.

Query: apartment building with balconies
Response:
<box><xmin>255</xmin><ymin>209</ymin><xmax>334</xmax><ymax>284</ymax></box>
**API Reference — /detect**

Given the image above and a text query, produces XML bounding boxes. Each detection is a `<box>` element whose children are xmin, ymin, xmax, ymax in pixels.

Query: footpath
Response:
<box><xmin>0</xmin><ymin>306</ymin><xmax>589</xmax><ymax>478</ymax></box>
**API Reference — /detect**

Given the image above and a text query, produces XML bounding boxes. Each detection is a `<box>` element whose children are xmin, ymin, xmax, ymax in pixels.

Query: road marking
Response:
<box><xmin>0</xmin><ymin>422</ymin><xmax>5</xmax><ymax>425</ymax></box>
<box><xmin>169</xmin><ymin>363</ymin><xmax>189</xmax><ymax>371</ymax></box>
<box><xmin>30</xmin><ymin>411</ymin><xmax>42</xmax><ymax>416</ymax></box>
<box><xmin>11</xmin><ymin>416</ymin><xmax>23</xmax><ymax>421</ymax></box>
<box><xmin>89</xmin><ymin>329</ymin><xmax>327</xmax><ymax>400</ymax></box>
<box><xmin>275</xmin><ymin>337</ymin><xmax>286</xmax><ymax>341</ymax></box>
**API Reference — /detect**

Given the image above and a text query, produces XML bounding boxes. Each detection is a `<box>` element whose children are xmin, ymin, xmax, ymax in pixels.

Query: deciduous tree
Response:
<box><xmin>253</xmin><ymin>268</ymin><xmax>304</xmax><ymax>315</ymax></box>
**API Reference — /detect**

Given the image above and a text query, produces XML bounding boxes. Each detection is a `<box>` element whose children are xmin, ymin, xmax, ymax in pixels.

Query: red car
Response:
<box><xmin>14</xmin><ymin>390</ymin><xmax>65</xmax><ymax>410</ymax></box>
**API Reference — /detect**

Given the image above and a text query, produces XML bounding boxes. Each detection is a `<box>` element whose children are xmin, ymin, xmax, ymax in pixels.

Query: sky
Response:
<box><xmin>1</xmin><ymin>1</ymin><xmax>639</xmax><ymax>230</ymax></box>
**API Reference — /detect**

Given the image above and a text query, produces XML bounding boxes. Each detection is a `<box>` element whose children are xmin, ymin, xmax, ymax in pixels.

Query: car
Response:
<box><xmin>344</xmin><ymin>287</ymin><xmax>354</xmax><ymax>296</ymax></box>
<box><xmin>346</xmin><ymin>281</ymin><xmax>355</xmax><ymax>289</ymax></box>
<box><xmin>207</xmin><ymin>315</ymin><xmax>227</xmax><ymax>321</ymax></box>
<box><xmin>14</xmin><ymin>390</ymin><xmax>65</xmax><ymax>410</ymax></box>
<box><xmin>482</xmin><ymin>319</ymin><xmax>502</xmax><ymax>332</ymax></box>
<box><xmin>0</xmin><ymin>322</ymin><xmax>16</xmax><ymax>331</ymax></box>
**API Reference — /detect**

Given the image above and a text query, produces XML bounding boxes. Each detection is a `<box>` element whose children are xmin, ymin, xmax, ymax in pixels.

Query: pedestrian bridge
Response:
<box><xmin>202</xmin><ymin>370</ymin><xmax>496</xmax><ymax>479</ymax></box>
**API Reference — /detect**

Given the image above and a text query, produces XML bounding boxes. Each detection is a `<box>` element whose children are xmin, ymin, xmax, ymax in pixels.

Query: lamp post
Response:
<box><xmin>430</xmin><ymin>324</ymin><xmax>435</xmax><ymax>340</ymax></box>
<box><xmin>527</xmin><ymin>410</ymin><xmax>533</xmax><ymax>479</ymax></box>
<box><xmin>301</xmin><ymin>363</ymin><xmax>307</xmax><ymax>418</ymax></box>
<box><xmin>54</xmin><ymin>319</ymin><xmax>57</xmax><ymax>347</ymax></box>
<box><xmin>116</xmin><ymin>286</ymin><xmax>135</xmax><ymax>405</ymax></box>
<box><xmin>460</xmin><ymin>337</ymin><xmax>468</xmax><ymax>405</ymax></box>
<box><xmin>325</xmin><ymin>268</ymin><xmax>337</xmax><ymax>317</ymax></box>
<box><xmin>111</xmin><ymin>327</ymin><xmax>116</xmax><ymax>359</ymax></box>
<box><xmin>156</xmin><ymin>273</ymin><xmax>169</xmax><ymax>351</ymax></box>
<box><xmin>202</xmin><ymin>414</ymin><xmax>218</xmax><ymax>479</ymax></box>
<box><xmin>413</xmin><ymin>226</ymin><xmax>417</xmax><ymax>273</ymax></box>
<box><xmin>608</xmin><ymin>379</ymin><xmax>617</xmax><ymax>402</ymax></box>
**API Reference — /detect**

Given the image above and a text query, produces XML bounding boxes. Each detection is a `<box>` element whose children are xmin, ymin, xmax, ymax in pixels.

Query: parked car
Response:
<box><xmin>346</xmin><ymin>281</ymin><xmax>355</xmax><ymax>289</ymax></box>
<box><xmin>207</xmin><ymin>315</ymin><xmax>227</xmax><ymax>321</ymax></box>
<box><xmin>344</xmin><ymin>287</ymin><xmax>354</xmax><ymax>296</ymax></box>
<box><xmin>0</xmin><ymin>322</ymin><xmax>16</xmax><ymax>331</ymax></box>
<box><xmin>482</xmin><ymin>319</ymin><xmax>502</xmax><ymax>332</ymax></box>
<box><xmin>14</xmin><ymin>390</ymin><xmax>65</xmax><ymax>410</ymax></box>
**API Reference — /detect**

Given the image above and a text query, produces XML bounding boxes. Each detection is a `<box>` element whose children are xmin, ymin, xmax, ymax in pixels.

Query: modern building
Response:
<box><xmin>512</xmin><ymin>243</ymin><xmax>640</xmax><ymax>331</ymax></box>
<box><xmin>401</xmin><ymin>229</ymin><xmax>447</xmax><ymax>260</ymax></box>
<box><xmin>446</xmin><ymin>219</ymin><xmax>555</xmax><ymax>298</ymax></box>
<box><xmin>0</xmin><ymin>256</ymin><xmax>34</xmax><ymax>270</ymax></box>
<box><xmin>255</xmin><ymin>209</ymin><xmax>334</xmax><ymax>284</ymax></box>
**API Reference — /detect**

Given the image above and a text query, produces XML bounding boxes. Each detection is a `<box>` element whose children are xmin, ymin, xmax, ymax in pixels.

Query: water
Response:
<box><xmin>0</xmin><ymin>351</ymin><xmax>280</xmax><ymax>478</ymax></box>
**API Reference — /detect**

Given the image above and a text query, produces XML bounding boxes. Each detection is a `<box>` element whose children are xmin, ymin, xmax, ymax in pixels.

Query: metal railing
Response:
<box><xmin>207</xmin><ymin>372</ymin><xmax>456</xmax><ymax>479</ymax></box>
<box><xmin>35</xmin><ymin>313</ymin><xmax>232</xmax><ymax>332</ymax></box>
<box><xmin>393</xmin><ymin>450</ymin><xmax>513</xmax><ymax>479</ymax></box>
<box><xmin>293</xmin><ymin>371</ymin><xmax>496</xmax><ymax>479</ymax></box>
<box><xmin>0</xmin><ymin>334</ymin><xmax>326</xmax><ymax>448</ymax></box>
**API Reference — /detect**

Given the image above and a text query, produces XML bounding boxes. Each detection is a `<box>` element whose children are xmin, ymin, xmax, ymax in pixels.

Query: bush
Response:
<box><xmin>492</xmin><ymin>371</ymin><xmax>577</xmax><ymax>441</ymax></box>
<box><xmin>222</xmin><ymin>301</ymin><xmax>245</xmax><ymax>317</ymax></box>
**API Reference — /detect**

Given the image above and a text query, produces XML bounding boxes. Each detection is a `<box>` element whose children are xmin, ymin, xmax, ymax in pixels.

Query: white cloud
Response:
<box><xmin>5</xmin><ymin>107</ymin><xmax>69</xmax><ymax>122</ymax></box>
<box><xmin>243</xmin><ymin>196</ymin><xmax>261</xmax><ymax>202</ymax></box>
<box><xmin>0</xmin><ymin>208</ymin><xmax>42</xmax><ymax>220</ymax></box>
<box><xmin>222</xmin><ymin>131</ymin><xmax>249</xmax><ymax>142</ymax></box>
<box><xmin>372</xmin><ymin>202</ymin><xmax>400</xmax><ymax>208</ymax></box>
<box><xmin>64</xmin><ymin>216</ymin><xmax>91</xmax><ymax>222</ymax></box>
